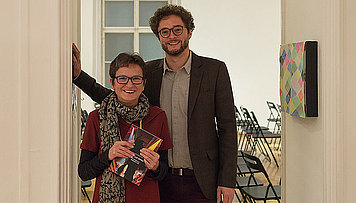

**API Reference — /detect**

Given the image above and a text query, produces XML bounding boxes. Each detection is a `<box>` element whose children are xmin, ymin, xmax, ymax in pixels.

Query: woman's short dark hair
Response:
<box><xmin>109</xmin><ymin>52</ymin><xmax>146</xmax><ymax>79</ymax></box>
<box><xmin>149</xmin><ymin>4</ymin><xmax>195</xmax><ymax>38</ymax></box>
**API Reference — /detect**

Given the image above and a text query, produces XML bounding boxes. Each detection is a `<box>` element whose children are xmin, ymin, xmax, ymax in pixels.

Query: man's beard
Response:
<box><xmin>162</xmin><ymin>37</ymin><xmax>189</xmax><ymax>56</ymax></box>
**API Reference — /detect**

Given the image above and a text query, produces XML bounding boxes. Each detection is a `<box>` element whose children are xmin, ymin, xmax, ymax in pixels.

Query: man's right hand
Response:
<box><xmin>72</xmin><ymin>43</ymin><xmax>81</xmax><ymax>78</ymax></box>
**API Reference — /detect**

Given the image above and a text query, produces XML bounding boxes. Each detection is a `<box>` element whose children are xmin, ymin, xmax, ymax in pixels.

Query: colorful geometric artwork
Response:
<box><xmin>279</xmin><ymin>41</ymin><xmax>318</xmax><ymax>118</ymax></box>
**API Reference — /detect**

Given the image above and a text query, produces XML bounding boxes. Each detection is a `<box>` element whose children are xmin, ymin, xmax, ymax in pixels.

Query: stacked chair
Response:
<box><xmin>235</xmin><ymin>103</ymin><xmax>282</xmax><ymax>202</ymax></box>
<box><xmin>80</xmin><ymin>110</ymin><xmax>92</xmax><ymax>202</ymax></box>
<box><xmin>266</xmin><ymin>101</ymin><xmax>281</xmax><ymax>133</ymax></box>
<box><xmin>236</xmin><ymin>106</ymin><xmax>280</xmax><ymax>167</ymax></box>
<box><xmin>235</xmin><ymin>106</ymin><xmax>253</xmax><ymax>157</ymax></box>
<box><xmin>81</xmin><ymin>109</ymin><xmax>89</xmax><ymax>135</ymax></box>
<box><xmin>239</xmin><ymin>152</ymin><xmax>281</xmax><ymax>203</ymax></box>
<box><xmin>235</xmin><ymin>106</ymin><xmax>249</xmax><ymax>136</ymax></box>
<box><xmin>235</xmin><ymin>154</ymin><xmax>264</xmax><ymax>202</ymax></box>
<box><xmin>81</xmin><ymin>180</ymin><xmax>92</xmax><ymax>203</ymax></box>
<box><xmin>266</xmin><ymin>101</ymin><xmax>282</xmax><ymax>151</ymax></box>
<box><xmin>250</xmin><ymin>110</ymin><xmax>281</xmax><ymax>164</ymax></box>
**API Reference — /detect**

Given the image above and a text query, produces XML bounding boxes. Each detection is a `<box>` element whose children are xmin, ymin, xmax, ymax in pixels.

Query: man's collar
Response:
<box><xmin>163</xmin><ymin>51</ymin><xmax>192</xmax><ymax>75</ymax></box>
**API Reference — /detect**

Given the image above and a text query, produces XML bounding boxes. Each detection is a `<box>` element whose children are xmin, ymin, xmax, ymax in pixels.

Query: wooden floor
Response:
<box><xmin>81</xmin><ymin>139</ymin><xmax>281</xmax><ymax>203</ymax></box>
<box><xmin>81</xmin><ymin>179</ymin><xmax>95</xmax><ymax>203</ymax></box>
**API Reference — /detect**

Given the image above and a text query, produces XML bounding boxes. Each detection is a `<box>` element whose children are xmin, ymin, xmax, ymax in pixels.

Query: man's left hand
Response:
<box><xmin>217</xmin><ymin>186</ymin><xmax>234</xmax><ymax>203</ymax></box>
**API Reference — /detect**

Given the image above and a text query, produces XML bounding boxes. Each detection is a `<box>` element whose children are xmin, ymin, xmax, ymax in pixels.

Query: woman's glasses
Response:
<box><xmin>114</xmin><ymin>75</ymin><xmax>144</xmax><ymax>85</ymax></box>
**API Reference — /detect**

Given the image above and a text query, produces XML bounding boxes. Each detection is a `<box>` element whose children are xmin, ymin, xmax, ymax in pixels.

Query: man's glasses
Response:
<box><xmin>114</xmin><ymin>75</ymin><xmax>144</xmax><ymax>85</ymax></box>
<box><xmin>158</xmin><ymin>25</ymin><xmax>184</xmax><ymax>38</ymax></box>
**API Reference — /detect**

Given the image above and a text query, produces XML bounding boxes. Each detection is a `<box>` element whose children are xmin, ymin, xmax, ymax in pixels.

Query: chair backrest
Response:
<box><xmin>266</xmin><ymin>101</ymin><xmax>281</xmax><ymax>119</ymax></box>
<box><xmin>81</xmin><ymin>180</ymin><xmax>92</xmax><ymax>188</ymax></box>
<box><xmin>250</xmin><ymin>111</ymin><xmax>263</xmax><ymax>133</ymax></box>
<box><xmin>235</xmin><ymin>106</ymin><xmax>242</xmax><ymax>121</ymax></box>
<box><xmin>241</xmin><ymin>151</ymin><xmax>267</xmax><ymax>174</ymax></box>
<box><xmin>81</xmin><ymin>109</ymin><xmax>89</xmax><ymax>134</ymax></box>
<box><xmin>235</xmin><ymin>106</ymin><xmax>248</xmax><ymax>127</ymax></box>
<box><xmin>241</xmin><ymin>152</ymin><xmax>280</xmax><ymax>200</ymax></box>
<box><xmin>241</xmin><ymin>152</ymin><xmax>276</xmax><ymax>188</ymax></box>
<box><xmin>240</xmin><ymin>107</ymin><xmax>256</xmax><ymax>134</ymax></box>
<box><xmin>266</xmin><ymin>101</ymin><xmax>282</xmax><ymax>132</ymax></box>
<box><xmin>237</xmin><ymin>156</ymin><xmax>261</xmax><ymax>183</ymax></box>
<box><xmin>277</xmin><ymin>104</ymin><xmax>282</xmax><ymax>114</ymax></box>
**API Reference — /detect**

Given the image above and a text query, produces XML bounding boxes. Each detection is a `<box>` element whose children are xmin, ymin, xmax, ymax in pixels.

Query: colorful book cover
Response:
<box><xmin>109</xmin><ymin>124</ymin><xmax>162</xmax><ymax>186</ymax></box>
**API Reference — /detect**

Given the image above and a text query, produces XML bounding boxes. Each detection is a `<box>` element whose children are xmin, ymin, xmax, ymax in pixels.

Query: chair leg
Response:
<box><xmin>272</xmin><ymin>138</ymin><xmax>277</xmax><ymax>150</ymax></box>
<box><xmin>234</xmin><ymin>189</ymin><xmax>242</xmax><ymax>203</ymax></box>
<box><xmin>240</xmin><ymin>190</ymin><xmax>247</xmax><ymax>203</ymax></box>
<box><xmin>238</xmin><ymin>133</ymin><xmax>245</xmax><ymax>150</ymax></box>
<box><xmin>276</xmin><ymin>138</ymin><xmax>281</xmax><ymax>151</ymax></box>
<box><xmin>253</xmin><ymin>137</ymin><xmax>270</xmax><ymax>161</ymax></box>
<box><xmin>243</xmin><ymin>134</ymin><xmax>252</xmax><ymax>152</ymax></box>
<box><xmin>81</xmin><ymin>187</ymin><xmax>92</xmax><ymax>203</ymax></box>
<box><xmin>273</xmin><ymin>122</ymin><xmax>277</xmax><ymax>133</ymax></box>
<box><xmin>262</xmin><ymin>137</ymin><xmax>279</xmax><ymax>167</ymax></box>
<box><xmin>258</xmin><ymin>140</ymin><xmax>270</xmax><ymax>160</ymax></box>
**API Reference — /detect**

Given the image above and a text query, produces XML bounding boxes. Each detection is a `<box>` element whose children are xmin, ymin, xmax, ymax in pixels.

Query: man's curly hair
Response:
<box><xmin>149</xmin><ymin>4</ymin><xmax>195</xmax><ymax>38</ymax></box>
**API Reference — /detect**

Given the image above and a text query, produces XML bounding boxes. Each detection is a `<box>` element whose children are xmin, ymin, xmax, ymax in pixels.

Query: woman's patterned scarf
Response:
<box><xmin>98</xmin><ymin>92</ymin><xmax>149</xmax><ymax>202</ymax></box>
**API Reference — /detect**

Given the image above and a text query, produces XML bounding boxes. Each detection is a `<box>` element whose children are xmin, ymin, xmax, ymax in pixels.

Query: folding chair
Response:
<box><xmin>81</xmin><ymin>109</ymin><xmax>89</xmax><ymax>135</ymax></box>
<box><xmin>81</xmin><ymin>180</ymin><xmax>92</xmax><ymax>203</ymax></box>
<box><xmin>235</xmin><ymin>156</ymin><xmax>263</xmax><ymax>202</ymax></box>
<box><xmin>240</xmin><ymin>152</ymin><xmax>281</xmax><ymax>203</ymax></box>
<box><xmin>250</xmin><ymin>111</ymin><xmax>281</xmax><ymax>149</ymax></box>
<box><xmin>250</xmin><ymin>111</ymin><xmax>280</xmax><ymax>168</ymax></box>
<box><xmin>240</xmin><ymin>107</ymin><xmax>270</xmax><ymax>161</ymax></box>
<box><xmin>266</xmin><ymin>101</ymin><xmax>281</xmax><ymax>133</ymax></box>
<box><xmin>235</xmin><ymin>106</ymin><xmax>248</xmax><ymax>134</ymax></box>
<box><xmin>236</xmin><ymin>106</ymin><xmax>253</xmax><ymax>152</ymax></box>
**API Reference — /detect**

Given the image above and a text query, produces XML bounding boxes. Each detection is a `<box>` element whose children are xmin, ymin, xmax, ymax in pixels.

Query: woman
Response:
<box><xmin>78</xmin><ymin>53</ymin><xmax>173</xmax><ymax>203</ymax></box>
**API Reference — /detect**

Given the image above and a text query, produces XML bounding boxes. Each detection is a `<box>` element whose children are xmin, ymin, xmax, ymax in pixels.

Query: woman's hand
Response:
<box><xmin>108</xmin><ymin>141</ymin><xmax>134</xmax><ymax>160</ymax></box>
<box><xmin>140</xmin><ymin>148</ymin><xmax>160</xmax><ymax>171</ymax></box>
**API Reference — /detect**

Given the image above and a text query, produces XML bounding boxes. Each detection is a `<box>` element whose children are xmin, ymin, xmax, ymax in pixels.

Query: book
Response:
<box><xmin>109</xmin><ymin>124</ymin><xmax>163</xmax><ymax>186</ymax></box>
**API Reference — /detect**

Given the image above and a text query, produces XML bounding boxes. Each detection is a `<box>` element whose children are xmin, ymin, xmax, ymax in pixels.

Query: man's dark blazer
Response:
<box><xmin>74</xmin><ymin>52</ymin><xmax>237</xmax><ymax>199</ymax></box>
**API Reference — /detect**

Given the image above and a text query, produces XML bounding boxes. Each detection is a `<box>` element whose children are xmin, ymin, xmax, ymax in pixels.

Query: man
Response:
<box><xmin>73</xmin><ymin>5</ymin><xmax>237</xmax><ymax>202</ymax></box>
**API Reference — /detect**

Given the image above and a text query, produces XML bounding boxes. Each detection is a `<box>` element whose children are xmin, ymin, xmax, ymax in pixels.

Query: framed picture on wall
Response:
<box><xmin>279</xmin><ymin>41</ymin><xmax>318</xmax><ymax>118</ymax></box>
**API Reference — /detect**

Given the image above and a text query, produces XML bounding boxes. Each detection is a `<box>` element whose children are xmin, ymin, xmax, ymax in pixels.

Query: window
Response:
<box><xmin>102</xmin><ymin>0</ymin><xmax>174</xmax><ymax>88</ymax></box>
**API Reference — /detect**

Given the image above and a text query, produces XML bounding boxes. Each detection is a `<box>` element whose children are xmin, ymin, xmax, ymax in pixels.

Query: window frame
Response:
<box><xmin>98</xmin><ymin>0</ymin><xmax>179</xmax><ymax>86</ymax></box>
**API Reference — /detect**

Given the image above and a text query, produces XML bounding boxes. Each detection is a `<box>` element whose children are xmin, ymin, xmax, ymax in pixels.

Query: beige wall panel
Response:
<box><xmin>27</xmin><ymin>0</ymin><xmax>61</xmax><ymax>201</ymax></box>
<box><xmin>0</xmin><ymin>0</ymin><xmax>67</xmax><ymax>201</ymax></box>
<box><xmin>283</xmin><ymin>0</ymin><xmax>336</xmax><ymax>202</ymax></box>
<box><xmin>283</xmin><ymin>0</ymin><xmax>356</xmax><ymax>202</ymax></box>
<box><xmin>0</xmin><ymin>0</ymin><xmax>21</xmax><ymax>202</ymax></box>
<box><xmin>343</xmin><ymin>0</ymin><xmax>356</xmax><ymax>202</ymax></box>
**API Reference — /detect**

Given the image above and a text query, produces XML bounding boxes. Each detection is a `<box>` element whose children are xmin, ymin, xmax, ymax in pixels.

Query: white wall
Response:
<box><xmin>182</xmin><ymin>0</ymin><xmax>281</xmax><ymax>126</ymax></box>
<box><xmin>81</xmin><ymin>0</ymin><xmax>97</xmax><ymax>113</ymax></box>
